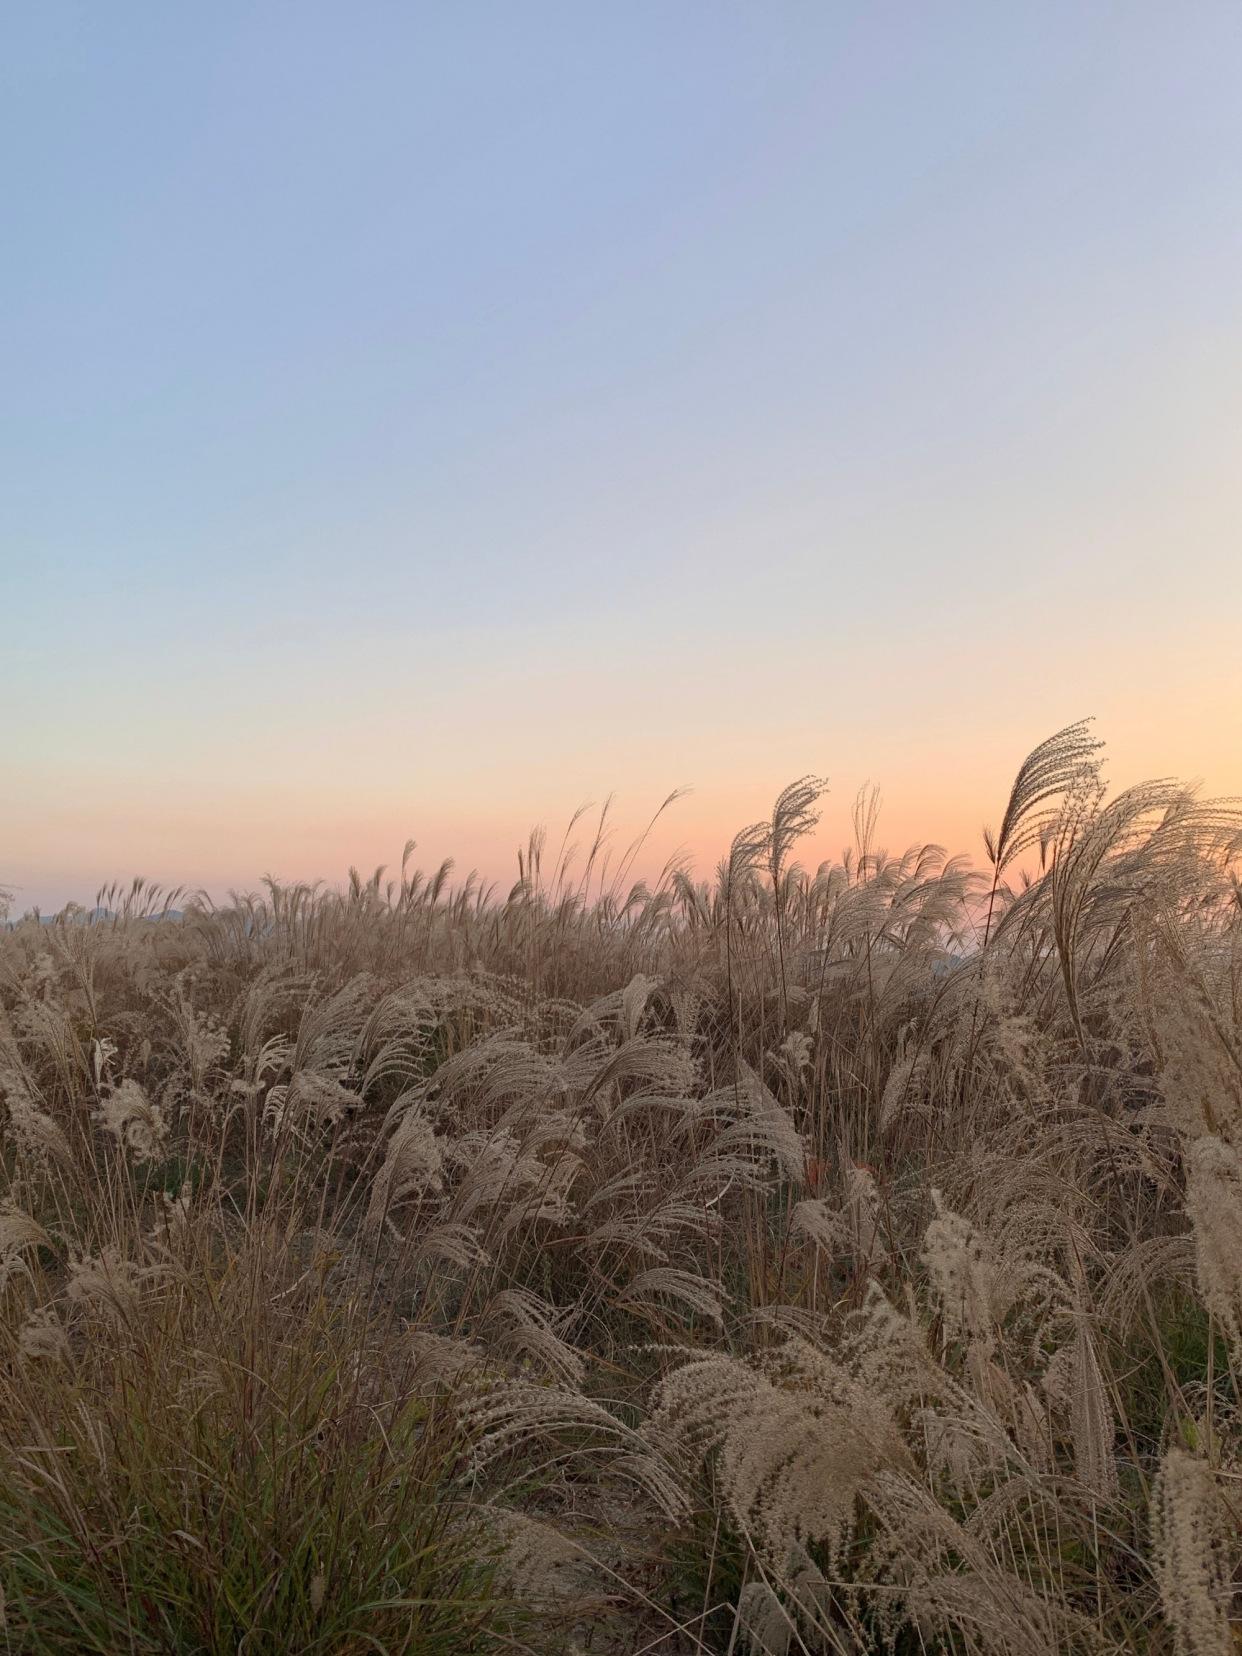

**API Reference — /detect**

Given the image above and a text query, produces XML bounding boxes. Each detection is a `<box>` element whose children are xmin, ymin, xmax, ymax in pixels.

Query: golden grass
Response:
<box><xmin>2</xmin><ymin>723</ymin><xmax>1241</xmax><ymax>1653</ymax></box>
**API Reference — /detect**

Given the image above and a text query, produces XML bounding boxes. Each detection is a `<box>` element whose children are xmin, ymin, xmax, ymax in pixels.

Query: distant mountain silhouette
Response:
<box><xmin>4</xmin><ymin>907</ymin><xmax>185</xmax><ymax>929</ymax></box>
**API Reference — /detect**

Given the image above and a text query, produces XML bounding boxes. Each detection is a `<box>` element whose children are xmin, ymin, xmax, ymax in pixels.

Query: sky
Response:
<box><xmin>3</xmin><ymin>3</ymin><xmax>1241</xmax><ymax>912</ymax></box>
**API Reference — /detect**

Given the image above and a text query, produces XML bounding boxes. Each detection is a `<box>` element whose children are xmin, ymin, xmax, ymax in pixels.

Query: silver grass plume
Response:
<box><xmin>1184</xmin><ymin>1135</ymin><xmax>1242</xmax><ymax>1358</ymax></box>
<box><xmin>1152</xmin><ymin>1447</ymin><xmax>1237</xmax><ymax>1656</ymax></box>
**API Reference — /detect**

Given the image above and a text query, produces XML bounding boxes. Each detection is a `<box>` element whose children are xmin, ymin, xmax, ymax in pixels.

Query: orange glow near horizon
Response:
<box><xmin>7</xmin><ymin>702</ymin><xmax>1240</xmax><ymax>914</ymax></box>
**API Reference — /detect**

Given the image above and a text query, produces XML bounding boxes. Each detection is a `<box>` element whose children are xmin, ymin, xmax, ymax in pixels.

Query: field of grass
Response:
<box><xmin>2</xmin><ymin>722</ymin><xmax>1240</xmax><ymax>1654</ymax></box>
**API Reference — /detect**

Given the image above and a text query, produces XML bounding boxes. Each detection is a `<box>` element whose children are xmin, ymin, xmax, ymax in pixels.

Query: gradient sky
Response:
<box><xmin>4</xmin><ymin>3</ymin><xmax>1241</xmax><ymax>912</ymax></box>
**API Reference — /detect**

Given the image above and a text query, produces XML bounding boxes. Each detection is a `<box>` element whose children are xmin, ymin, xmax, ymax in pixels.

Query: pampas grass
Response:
<box><xmin>2</xmin><ymin>724</ymin><xmax>1241</xmax><ymax>1651</ymax></box>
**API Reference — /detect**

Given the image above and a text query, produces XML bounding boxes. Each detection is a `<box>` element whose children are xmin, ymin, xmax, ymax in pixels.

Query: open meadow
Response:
<box><xmin>2</xmin><ymin>723</ymin><xmax>1240</xmax><ymax>1653</ymax></box>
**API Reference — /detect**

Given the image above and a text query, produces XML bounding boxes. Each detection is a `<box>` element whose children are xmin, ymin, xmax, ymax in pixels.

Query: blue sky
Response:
<box><xmin>4</xmin><ymin>4</ymin><xmax>1241</xmax><ymax>909</ymax></box>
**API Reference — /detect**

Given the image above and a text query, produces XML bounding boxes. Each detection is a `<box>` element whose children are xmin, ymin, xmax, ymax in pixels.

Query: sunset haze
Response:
<box><xmin>5</xmin><ymin>3</ymin><xmax>1240</xmax><ymax>909</ymax></box>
